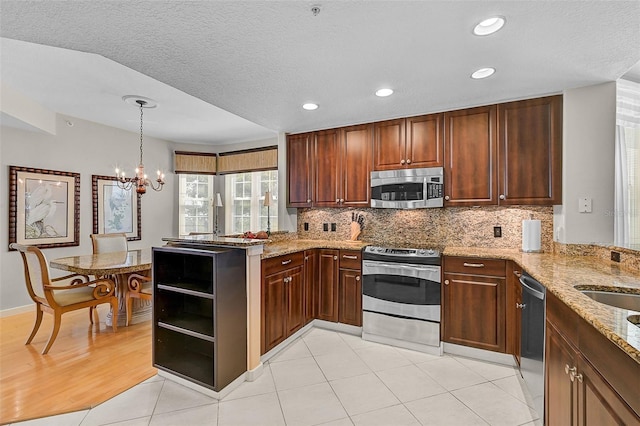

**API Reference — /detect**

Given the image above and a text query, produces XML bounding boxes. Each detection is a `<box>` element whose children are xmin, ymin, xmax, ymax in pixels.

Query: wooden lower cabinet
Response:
<box><xmin>442</xmin><ymin>257</ymin><xmax>506</xmax><ymax>352</ymax></box>
<box><xmin>262</xmin><ymin>270</ymin><xmax>287</xmax><ymax>353</ymax></box>
<box><xmin>338</xmin><ymin>268</ymin><xmax>362</xmax><ymax>326</ymax></box>
<box><xmin>303</xmin><ymin>250</ymin><xmax>317</xmax><ymax>324</ymax></box>
<box><xmin>317</xmin><ymin>249</ymin><xmax>339</xmax><ymax>322</ymax></box>
<box><xmin>546</xmin><ymin>292</ymin><xmax>640</xmax><ymax>425</ymax></box>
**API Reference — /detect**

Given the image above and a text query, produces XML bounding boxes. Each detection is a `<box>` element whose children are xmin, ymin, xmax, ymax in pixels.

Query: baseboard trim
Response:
<box><xmin>443</xmin><ymin>342</ymin><xmax>517</xmax><ymax>366</ymax></box>
<box><xmin>260</xmin><ymin>322</ymin><xmax>314</xmax><ymax>363</ymax></box>
<box><xmin>0</xmin><ymin>304</ymin><xmax>33</xmax><ymax>318</ymax></box>
<box><xmin>157</xmin><ymin>369</ymin><xmax>246</xmax><ymax>400</ymax></box>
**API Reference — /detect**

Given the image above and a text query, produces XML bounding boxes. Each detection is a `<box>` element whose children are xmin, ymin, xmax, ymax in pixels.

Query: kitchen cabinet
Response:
<box><xmin>545</xmin><ymin>291</ymin><xmax>640</xmax><ymax>424</ymax></box>
<box><xmin>152</xmin><ymin>246</ymin><xmax>246</xmax><ymax>391</ymax></box>
<box><xmin>373</xmin><ymin>114</ymin><xmax>444</xmax><ymax>171</ymax></box>
<box><xmin>287</xmin><ymin>132</ymin><xmax>314</xmax><ymax>208</ymax></box>
<box><xmin>545</xmin><ymin>292</ymin><xmax>640</xmax><ymax>425</ymax></box>
<box><xmin>442</xmin><ymin>256</ymin><xmax>506</xmax><ymax>352</ymax></box>
<box><xmin>304</xmin><ymin>249</ymin><xmax>317</xmax><ymax>324</ymax></box>
<box><xmin>287</xmin><ymin>125</ymin><xmax>372</xmax><ymax>208</ymax></box>
<box><xmin>443</xmin><ymin>105</ymin><xmax>498</xmax><ymax>206</ymax></box>
<box><xmin>316</xmin><ymin>249</ymin><xmax>339</xmax><ymax>322</ymax></box>
<box><xmin>498</xmin><ymin>95</ymin><xmax>562</xmax><ymax>205</ymax></box>
<box><xmin>261</xmin><ymin>252</ymin><xmax>305</xmax><ymax>354</ymax></box>
<box><xmin>505</xmin><ymin>261</ymin><xmax>522</xmax><ymax>365</ymax></box>
<box><xmin>338</xmin><ymin>249</ymin><xmax>362</xmax><ymax>326</ymax></box>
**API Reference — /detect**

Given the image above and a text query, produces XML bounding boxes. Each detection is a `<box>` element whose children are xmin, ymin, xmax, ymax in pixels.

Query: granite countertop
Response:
<box><xmin>261</xmin><ymin>239</ymin><xmax>371</xmax><ymax>258</ymax></box>
<box><xmin>162</xmin><ymin>235</ymin><xmax>267</xmax><ymax>247</ymax></box>
<box><xmin>443</xmin><ymin>247</ymin><xmax>640</xmax><ymax>364</ymax></box>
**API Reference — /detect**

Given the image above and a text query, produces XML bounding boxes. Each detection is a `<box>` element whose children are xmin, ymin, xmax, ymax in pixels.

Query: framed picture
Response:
<box><xmin>9</xmin><ymin>166</ymin><xmax>80</xmax><ymax>249</ymax></box>
<box><xmin>92</xmin><ymin>175</ymin><xmax>141</xmax><ymax>241</ymax></box>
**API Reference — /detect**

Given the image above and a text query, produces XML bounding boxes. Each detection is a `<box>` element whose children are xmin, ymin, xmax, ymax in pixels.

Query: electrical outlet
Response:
<box><xmin>611</xmin><ymin>251</ymin><xmax>621</xmax><ymax>262</ymax></box>
<box><xmin>323</xmin><ymin>223</ymin><xmax>329</xmax><ymax>232</ymax></box>
<box><xmin>331</xmin><ymin>223</ymin><xmax>337</xmax><ymax>232</ymax></box>
<box><xmin>304</xmin><ymin>222</ymin><xmax>309</xmax><ymax>231</ymax></box>
<box><xmin>493</xmin><ymin>226</ymin><xmax>502</xmax><ymax>238</ymax></box>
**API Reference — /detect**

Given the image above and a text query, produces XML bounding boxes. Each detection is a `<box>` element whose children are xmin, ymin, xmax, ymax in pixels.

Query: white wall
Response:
<box><xmin>554</xmin><ymin>82</ymin><xmax>616</xmax><ymax>244</ymax></box>
<box><xmin>0</xmin><ymin>114</ymin><xmax>175</xmax><ymax>311</ymax></box>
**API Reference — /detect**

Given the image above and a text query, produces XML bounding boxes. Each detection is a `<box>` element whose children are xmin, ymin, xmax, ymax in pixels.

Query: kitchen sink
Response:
<box><xmin>579</xmin><ymin>289</ymin><xmax>640</xmax><ymax>312</ymax></box>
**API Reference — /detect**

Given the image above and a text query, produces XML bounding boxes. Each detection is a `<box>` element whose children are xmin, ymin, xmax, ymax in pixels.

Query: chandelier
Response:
<box><xmin>115</xmin><ymin>97</ymin><xmax>165</xmax><ymax>194</ymax></box>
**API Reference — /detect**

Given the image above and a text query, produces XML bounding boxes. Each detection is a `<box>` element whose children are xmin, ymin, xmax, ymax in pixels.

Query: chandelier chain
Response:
<box><xmin>139</xmin><ymin>102</ymin><xmax>144</xmax><ymax>164</ymax></box>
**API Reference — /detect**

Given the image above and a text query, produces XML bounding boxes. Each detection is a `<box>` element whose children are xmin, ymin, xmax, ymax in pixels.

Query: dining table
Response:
<box><xmin>50</xmin><ymin>248</ymin><xmax>152</xmax><ymax>327</ymax></box>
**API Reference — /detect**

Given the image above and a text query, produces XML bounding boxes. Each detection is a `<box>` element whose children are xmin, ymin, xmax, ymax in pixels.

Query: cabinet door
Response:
<box><xmin>314</xmin><ymin>129</ymin><xmax>341</xmax><ymax>207</ymax></box>
<box><xmin>338</xmin><ymin>268</ymin><xmax>362</xmax><ymax>326</ymax></box>
<box><xmin>442</xmin><ymin>272</ymin><xmax>505</xmax><ymax>352</ymax></box>
<box><xmin>444</xmin><ymin>105</ymin><xmax>497</xmax><ymax>206</ymax></box>
<box><xmin>373</xmin><ymin>118</ymin><xmax>406</xmax><ymax>170</ymax></box>
<box><xmin>498</xmin><ymin>96</ymin><xmax>562</xmax><ymax>205</ymax></box>
<box><xmin>406</xmin><ymin>114</ymin><xmax>444</xmax><ymax>168</ymax></box>
<box><xmin>287</xmin><ymin>133</ymin><xmax>314</xmax><ymax>207</ymax></box>
<box><xmin>262</xmin><ymin>271</ymin><xmax>286</xmax><ymax>354</ymax></box>
<box><xmin>317</xmin><ymin>249</ymin><xmax>339</xmax><ymax>322</ymax></box>
<box><xmin>545</xmin><ymin>321</ymin><xmax>578</xmax><ymax>426</ymax></box>
<box><xmin>341</xmin><ymin>124</ymin><xmax>372</xmax><ymax>206</ymax></box>
<box><xmin>286</xmin><ymin>266</ymin><xmax>305</xmax><ymax>336</ymax></box>
<box><xmin>304</xmin><ymin>250</ymin><xmax>317</xmax><ymax>324</ymax></box>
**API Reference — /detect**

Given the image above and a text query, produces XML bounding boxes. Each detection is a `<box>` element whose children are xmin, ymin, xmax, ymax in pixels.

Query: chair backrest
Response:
<box><xmin>10</xmin><ymin>243</ymin><xmax>51</xmax><ymax>302</ymax></box>
<box><xmin>90</xmin><ymin>233</ymin><xmax>128</xmax><ymax>254</ymax></box>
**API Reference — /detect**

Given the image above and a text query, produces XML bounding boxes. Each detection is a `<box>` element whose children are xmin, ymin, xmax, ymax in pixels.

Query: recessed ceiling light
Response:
<box><xmin>375</xmin><ymin>88</ymin><xmax>394</xmax><ymax>97</ymax></box>
<box><xmin>471</xmin><ymin>67</ymin><xmax>496</xmax><ymax>79</ymax></box>
<box><xmin>473</xmin><ymin>16</ymin><xmax>505</xmax><ymax>36</ymax></box>
<box><xmin>302</xmin><ymin>103</ymin><xmax>319</xmax><ymax>110</ymax></box>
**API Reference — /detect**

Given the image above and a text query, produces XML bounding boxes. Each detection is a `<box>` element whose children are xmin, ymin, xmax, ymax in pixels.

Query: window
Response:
<box><xmin>225</xmin><ymin>170</ymin><xmax>278</xmax><ymax>234</ymax></box>
<box><xmin>178</xmin><ymin>174</ymin><xmax>215</xmax><ymax>237</ymax></box>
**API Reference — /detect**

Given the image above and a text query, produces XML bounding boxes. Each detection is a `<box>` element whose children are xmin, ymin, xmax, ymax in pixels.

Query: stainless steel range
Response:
<box><xmin>362</xmin><ymin>245</ymin><xmax>442</xmax><ymax>354</ymax></box>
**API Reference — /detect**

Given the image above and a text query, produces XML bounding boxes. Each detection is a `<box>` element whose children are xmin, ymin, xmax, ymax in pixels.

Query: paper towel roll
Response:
<box><xmin>522</xmin><ymin>219</ymin><xmax>541</xmax><ymax>252</ymax></box>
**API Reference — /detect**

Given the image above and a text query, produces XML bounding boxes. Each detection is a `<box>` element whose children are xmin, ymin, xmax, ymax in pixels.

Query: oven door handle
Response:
<box><xmin>363</xmin><ymin>261</ymin><xmax>440</xmax><ymax>280</ymax></box>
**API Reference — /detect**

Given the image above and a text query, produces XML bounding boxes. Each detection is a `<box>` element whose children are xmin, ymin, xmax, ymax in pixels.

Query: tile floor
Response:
<box><xmin>13</xmin><ymin>328</ymin><xmax>542</xmax><ymax>426</ymax></box>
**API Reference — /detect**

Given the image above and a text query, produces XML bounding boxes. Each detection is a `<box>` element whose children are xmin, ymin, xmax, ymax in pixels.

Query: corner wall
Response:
<box><xmin>0</xmin><ymin>115</ymin><xmax>175</xmax><ymax>311</ymax></box>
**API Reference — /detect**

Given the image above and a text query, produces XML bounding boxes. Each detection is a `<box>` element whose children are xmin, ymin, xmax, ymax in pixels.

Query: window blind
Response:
<box><xmin>217</xmin><ymin>146</ymin><xmax>277</xmax><ymax>175</ymax></box>
<box><xmin>174</xmin><ymin>151</ymin><xmax>217</xmax><ymax>174</ymax></box>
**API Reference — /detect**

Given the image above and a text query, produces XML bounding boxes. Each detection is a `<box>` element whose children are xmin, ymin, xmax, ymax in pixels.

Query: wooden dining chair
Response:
<box><xmin>90</xmin><ymin>233</ymin><xmax>152</xmax><ymax>326</ymax></box>
<box><xmin>10</xmin><ymin>243</ymin><xmax>118</xmax><ymax>354</ymax></box>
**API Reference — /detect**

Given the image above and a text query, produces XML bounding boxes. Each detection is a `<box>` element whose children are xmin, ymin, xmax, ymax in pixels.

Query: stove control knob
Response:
<box><xmin>419</xmin><ymin>249</ymin><xmax>426</xmax><ymax>255</ymax></box>
<box><xmin>427</xmin><ymin>250</ymin><xmax>435</xmax><ymax>255</ymax></box>
<box><xmin>377</xmin><ymin>248</ymin><xmax>384</xmax><ymax>253</ymax></box>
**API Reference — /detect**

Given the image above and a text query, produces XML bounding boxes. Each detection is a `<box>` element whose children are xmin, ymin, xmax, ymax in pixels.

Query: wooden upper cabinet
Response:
<box><xmin>287</xmin><ymin>133</ymin><xmax>313</xmax><ymax>207</ymax></box>
<box><xmin>373</xmin><ymin>119</ymin><xmax>405</xmax><ymax>170</ymax></box>
<box><xmin>313</xmin><ymin>129</ymin><xmax>341</xmax><ymax>207</ymax></box>
<box><xmin>444</xmin><ymin>105</ymin><xmax>498</xmax><ymax>206</ymax></box>
<box><xmin>498</xmin><ymin>95</ymin><xmax>562</xmax><ymax>205</ymax></box>
<box><xmin>374</xmin><ymin>114</ymin><xmax>443</xmax><ymax>171</ymax></box>
<box><xmin>340</xmin><ymin>124</ymin><xmax>372</xmax><ymax>206</ymax></box>
<box><xmin>406</xmin><ymin>114</ymin><xmax>444</xmax><ymax>168</ymax></box>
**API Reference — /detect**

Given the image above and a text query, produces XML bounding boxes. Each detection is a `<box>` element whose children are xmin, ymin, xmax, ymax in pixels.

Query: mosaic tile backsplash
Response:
<box><xmin>297</xmin><ymin>206</ymin><xmax>554</xmax><ymax>252</ymax></box>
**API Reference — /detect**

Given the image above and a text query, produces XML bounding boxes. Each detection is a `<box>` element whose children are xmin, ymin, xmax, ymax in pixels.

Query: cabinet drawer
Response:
<box><xmin>444</xmin><ymin>257</ymin><xmax>505</xmax><ymax>277</ymax></box>
<box><xmin>339</xmin><ymin>250</ymin><xmax>362</xmax><ymax>270</ymax></box>
<box><xmin>263</xmin><ymin>252</ymin><xmax>304</xmax><ymax>277</ymax></box>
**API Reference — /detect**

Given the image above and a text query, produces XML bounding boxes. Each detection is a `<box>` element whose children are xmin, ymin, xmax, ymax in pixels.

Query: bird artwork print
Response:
<box><xmin>25</xmin><ymin>181</ymin><xmax>65</xmax><ymax>239</ymax></box>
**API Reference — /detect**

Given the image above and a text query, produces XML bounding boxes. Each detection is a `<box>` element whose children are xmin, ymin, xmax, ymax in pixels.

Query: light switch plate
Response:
<box><xmin>578</xmin><ymin>197</ymin><xmax>592</xmax><ymax>213</ymax></box>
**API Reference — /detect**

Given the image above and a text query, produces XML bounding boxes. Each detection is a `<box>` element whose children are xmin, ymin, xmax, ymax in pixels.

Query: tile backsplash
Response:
<box><xmin>298</xmin><ymin>206</ymin><xmax>554</xmax><ymax>252</ymax></box>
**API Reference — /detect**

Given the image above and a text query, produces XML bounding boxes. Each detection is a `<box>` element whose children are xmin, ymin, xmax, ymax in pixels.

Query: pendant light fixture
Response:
<box><xmin>115</xmin><ymin>96</ymin><xmax>165</xmax><ymax>194</ymax></box>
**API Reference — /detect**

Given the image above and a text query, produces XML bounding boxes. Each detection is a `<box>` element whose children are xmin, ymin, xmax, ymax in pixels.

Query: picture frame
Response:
<box><xmin>92</xmin><ymin>175</ymin><xmax>141</xmax><ymax>241</ymax></box>
<box><xmin>9</xmin><ymin>166</ymin><xmax>80</xmax><ymax>249</ymax></box>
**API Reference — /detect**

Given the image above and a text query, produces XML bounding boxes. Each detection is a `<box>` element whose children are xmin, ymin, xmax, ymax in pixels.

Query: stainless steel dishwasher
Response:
<box><xmin>519</xmin><ymin>272</ymin><xmax>546</xmax><ymax>420</ymax></box>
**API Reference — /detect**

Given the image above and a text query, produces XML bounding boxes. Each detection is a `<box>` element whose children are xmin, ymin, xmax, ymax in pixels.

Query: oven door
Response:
<box><xmin>362</xmin><ymin>260</ymin><xmax>441</xmax><ymax>321</ymax></box>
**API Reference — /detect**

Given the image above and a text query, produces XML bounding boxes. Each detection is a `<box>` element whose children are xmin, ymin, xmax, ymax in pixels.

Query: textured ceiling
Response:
<box><xmin>1</xmin><ymin>1</ymin><xmax>639</xmax><ymax>145</ymax></box>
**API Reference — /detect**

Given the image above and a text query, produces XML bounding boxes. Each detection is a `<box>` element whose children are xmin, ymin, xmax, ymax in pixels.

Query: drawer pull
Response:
<box><xmin>516</xmin><ymin>303</ymin><xmax>526</xmax><ymax>309</ymax></box>
<box><xmin>343</xmin><ymin>255</ymin><xmax>358</xmax><ymax>260</ymax></box>
<box><xmin>513</xmin><ymin>270</ymin><xmax>522</xmax><ymax>278</ymax></box>
<box><xmin>463</xmin><ymin>262</ymin><xmax>485</xmax><ymax>268</ymax></box>
<box><xmin>444</xmin><ymin>279</ymin><xmax>449</xmax><ymax>285</ymax></box>
<box><xmin>281</xmin><ymin>259</ymin><xmax>292</xmax><ymax>265</ymax></box>
<box><xmin>334</xmin><ymin>256</ymin><xmax>338</xmax><ymax>260</ymax></box>
<box><xmin>356</xmin><ymin>276</ymin><xmax>360</xmax><ymax>281</ymax></box>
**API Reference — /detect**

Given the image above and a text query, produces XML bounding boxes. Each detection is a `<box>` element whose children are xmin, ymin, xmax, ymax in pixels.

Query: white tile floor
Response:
<box><xmin>13</xmin><ymin>328</ymin><xmax>542</xmax><ymax>426</ymax></box>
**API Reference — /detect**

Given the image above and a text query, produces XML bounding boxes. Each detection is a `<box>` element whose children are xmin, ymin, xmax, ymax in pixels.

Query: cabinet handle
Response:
<box><xmin>406</xmin><ymin>159</ymin><xmax>411</xmax><ymax>164</ymax></box>
<box><xmin>343</xmin><ymin>255</ymin><xmax>358</xmax><ymax>259</ymax></box>
<box><xmin>444</xmin><ymin>195</ymin><xmax>450</xmax><ymax>201</ymax></box>
<box><xmin>499</xmin><ymin>194</ymin><xmax>506</xmax><ymax>200</ymax></box>
<box><xmin>336</xmin><ymin>198</ymin><xmax>340</xmax><ymax>203</ymax></box>
<box><xmin>400</xmin><ymin>159</ymin><xmax>406</xmax><ymax>165</ymax></box>
<box><xmin>281</xmin><ymin>259</ymin><xmax>292</xmax><ymax>265</ymax></box>
<box><xmin>333</xmin><ymin>256</ymin><xmax>338</xmax><ymax>260</ymax></box>
<box><xmin>513</xmin><ymin>270</ymin><xmax>522</xmax><ymax>278</ymax></box>
<box><xmin>283</xmin><ymin>277</ymin><xmax>289</xmax><ymax>283</ymax></box>
<box><xmin>356</xmin><ymin>276</ymin><xmax>360</xmax><ymax>281</ymax></box>
<box><xmin>340</xmin><ymin>198</ymin><xmax>344</xmax><ymax>203</ymax></box>
<box><xmin>463</xmin><ymin>262</ymin><xmax>485</xmax><ymax>268</ymax></box>
<box><xmin>307</xmin><ymin>199</ymin><xmax>311</xmax><ymax>203</ymax></box>
<box><xmin>574</xmin><ymin>373</ymin><xmax>583</xmax><ymax>383</ymax></box>
<box><xmin>444</xmin><ymin>279</ymin><xmax>449</xmax><ymax>285</ymax></box>
<box><xmin>305</xmin><ymin>256</ymin><xmax>309</xmax><ymax>261</ymax></box>
<box><xmin>565</xmin><ymin>365</ymin><xmax>577</xmax><ymax>378</ymax></box>
<box><xmin>516</xmin><ymin>303</ymin><xmax>526</xmax><ymax>309</ymax></box>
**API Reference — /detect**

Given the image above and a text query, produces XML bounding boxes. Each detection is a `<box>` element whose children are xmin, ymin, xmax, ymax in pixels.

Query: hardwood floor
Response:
<box><xmin>0</xmin><ymin>305</ymin><xmax>156</xmax><ymax>424</ymax></box>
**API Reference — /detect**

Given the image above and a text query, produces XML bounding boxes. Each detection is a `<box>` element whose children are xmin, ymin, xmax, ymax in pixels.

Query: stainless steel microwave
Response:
<box><xmin>370</xmin><ymin>167</ymin><xmax>444</xmax><ymax>209</ymax></box>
